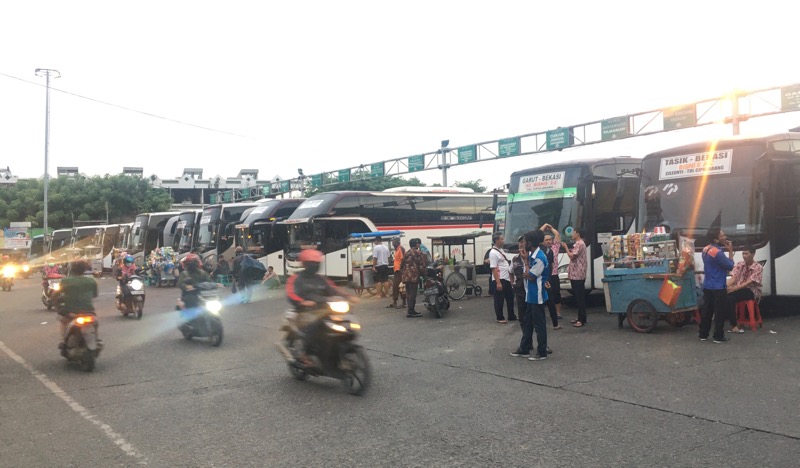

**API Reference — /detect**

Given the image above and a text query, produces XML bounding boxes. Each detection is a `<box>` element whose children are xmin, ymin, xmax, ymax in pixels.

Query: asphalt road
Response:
<box><xmin>1</xmin><ymin>275</ymin><xmax>799</xmax><ymax>468</ymax></box>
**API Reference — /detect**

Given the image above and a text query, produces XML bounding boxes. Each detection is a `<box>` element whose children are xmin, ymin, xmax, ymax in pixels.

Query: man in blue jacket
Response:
<box><xmin>511</xmin><ymin>229</ymin><xmax>550</xmax><ymax>360</ymax></box>
<box><xmin>700</xmin><ymin>228</ymin><xmax>735</xmax><ymax>343</ymax></box>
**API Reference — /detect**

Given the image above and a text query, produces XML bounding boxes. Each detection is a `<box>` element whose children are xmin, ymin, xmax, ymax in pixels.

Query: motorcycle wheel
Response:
<box><xmin>82</xmin><ymin>350</ymin><xmax>96</xmax><ymax>372</ymax></box>
<box><xmin>288</xmin><ymin>362</ymin><xmax>309</xmax><ymax>381</ymax></box>
<box><xmin>209</xmin><ymin>321</ymin><xmax>223</xmax><ymax>347</ymax></box>
<box><xmin>341</xmin><ymin>347</ymin><xmax>371</xmax><ymax>396</ymax></box>
<box><xmin>182</xmin><ymin>331</ymin><xmax>193</xmax><ymax>340</ymax></box>
<box><xmin>135</xmin><ymin>301</ymin><xmax>143</xmax><ymax>320</ymax></box>
<box><xmin>430</xmin><ymin>298</ymin><xmax>442</xmax><ymax>319</ymax></box>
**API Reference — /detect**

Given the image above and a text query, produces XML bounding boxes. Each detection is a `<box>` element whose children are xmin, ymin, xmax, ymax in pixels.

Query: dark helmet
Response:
<box><xmin>70</xmin><ymin>259</ymin><xmax>89</xmax><ymax>276</ymax></box>
<box><xmin>184</xmin><ymin>253</ymin><xmax>201</xmax><ymax>270</ymax></box>
<box><xmin>298</xmin><ymin>249</ymin><xmax>323</xmax><ymax>264</ymax></box>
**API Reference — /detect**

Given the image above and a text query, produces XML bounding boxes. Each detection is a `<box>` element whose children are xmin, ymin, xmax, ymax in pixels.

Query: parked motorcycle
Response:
<box><xmin>176</xmin><ymin>282</ymin><xmax>223</xmax><ymax>346</ymax></box>
<box><xmin>422</xmin><ymin>263</ymin><xmax>450</xmax><ymax>318</ymax></box>
<box><xmin>1</xmin><ymin>264</ymin><xmax>16</xmax><ymax>291</ymax></box>
<box><xmin>59</xmin><ymin>312</ymin><xmax>102</xmax><ymax>372</ymax></box>
<box><xmin>42</xmin><ymin>274</ymin><xmax>64</xmax><ymax>310</ymax></box>
<box><xmin>277</xmin><ymin>299</ymin><xmax>371</xmax><ymax>395</ymax></box>
<box><xmin>115</xmin><ymin>274</ymin><xmax>146</xmax><ymax>319</ymax></box>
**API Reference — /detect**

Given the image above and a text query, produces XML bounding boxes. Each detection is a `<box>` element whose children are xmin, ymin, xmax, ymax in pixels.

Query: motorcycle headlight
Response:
<box><xmin>328</xmin><ymin>301</ymin><xmax>350</xmax><ymax>313</ymax></box>
<box><xmin>2</xmin><ymin>266</ymin><xmax>15</xmax><ymax>277</ymax></box>
<box><xmin>326</xmin><ymin>322</ymin><xmax>348</xmax><ymax>332</ymax></box>
<box><xmin>22</xmin><ymin>265</ymin><xmax>30</xmax><ymax>272</ymax></box>
<box><xmin>52</xmin><ymin>282</ymin><xmax>61</xmax><ymax>291</ymax></box>
<box><xmin>206</xmin><ymin>300</ymin><xmax>222</xmax><ymax>315</ymax></box>
<box><xmin>129</xmin><ymin>279</ymin><xmax>144</xmax><ymax>291</ymax></box>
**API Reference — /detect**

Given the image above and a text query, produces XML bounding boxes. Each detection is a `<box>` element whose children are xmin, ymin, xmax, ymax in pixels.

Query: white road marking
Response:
<box><xmin>0</xmin><ymin>340</ymin><xmax>147</xmax><ymax>465</ymax></box>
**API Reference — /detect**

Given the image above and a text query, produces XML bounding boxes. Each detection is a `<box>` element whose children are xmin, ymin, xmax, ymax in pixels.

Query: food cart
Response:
<box><xmin>347</xmin><ymin>230</ymin><xmax>403</xmax><ymax>297</ymax></box>
<box><xmin>82</xmin><ymin>244</ymin><xmax>104</xmax><ymax>277</ymax></box>
<box><xmin>428</xmin><ymin>231</ymin><xmax>490</xmax><ymax>300</ymax></box>
<box><xmin>602</xmin><ymin>233</ymin><xmax>699</xmax><ymax>333</ymax></box>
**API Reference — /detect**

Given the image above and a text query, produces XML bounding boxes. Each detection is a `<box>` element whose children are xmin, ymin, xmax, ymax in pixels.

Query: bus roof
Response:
<box><xmin>642</xmin><ymin>132</ymin><xmax>800</xmax><ymax>161</ymax></box>
<box><xmin>304</xmin><ymin>190</ymin><xmax>494</xmax><ymax>198</ymax></box>
<box><xmin>510</xmin><ymin>156</ymin><xmax>636</xmax><ymax>178</ymax></box>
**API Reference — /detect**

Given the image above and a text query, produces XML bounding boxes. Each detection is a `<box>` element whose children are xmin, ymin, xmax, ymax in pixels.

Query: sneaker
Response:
<box><xmin>528</xmin><ymin>355</ymin><xmax>547</xmax><ymax>361</ymax></box>
<box><xmin>510</xmin><ymin>349</ymin><xmax>531</xmax><ymax>358</ymax></box>
<box><xmin>713</xmin><ymin>336</ymin><xmax>731</xmax><ymax>343</ymax></box>
<box><xmin>699</xmin><ymin>336</ymin><xmax>708</xmax><ymax>341</ymax></box>
<box><xmin>508</xmin><ymin>317</ymin><xmax>518</xmax><ymax>322</ymax></box>
<box><xmin>546</xmin><ymin>346</ymin><xmax>553</xmax><ymax>354</ymax></box>
<box><xmin>406</xmin><ymin>312</ymin><xmax>422</xmax><ymax>318</ymax></box>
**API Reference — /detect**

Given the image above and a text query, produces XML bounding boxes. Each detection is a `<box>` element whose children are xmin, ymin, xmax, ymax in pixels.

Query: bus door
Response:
<box><xmin>769</xmin><ymin>160</ymin><xmax>800</xmax><ymax>296</ymax></box>
<box><xmin>320</xmin><ymin>219</ymin><xmax>370</xmax><ymax>278</ymax></box>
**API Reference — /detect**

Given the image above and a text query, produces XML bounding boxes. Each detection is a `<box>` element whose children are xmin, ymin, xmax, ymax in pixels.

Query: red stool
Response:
<box><xmin>736</xmin><ymin>300</ymin><xmax>763</xmax><ymax>331</ymax></box>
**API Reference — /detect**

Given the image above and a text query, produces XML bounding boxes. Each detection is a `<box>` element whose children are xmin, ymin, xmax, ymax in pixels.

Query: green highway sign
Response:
<box><xmin>370</xmin><ymin>162</ymin><xmax>385</xmax><ymax>178</ymax></box>
<box><xmin>663</xmin><ymin>104</ymin><xmax>696</xmax><ymax>130</ymax></box>
<box><xmin>209</xmin><ymin>194</ymin><xmax>216</xmax><ymax>204</ymax></box>
<box><xmin>546</xmin><ymin>128</ymin><xmax>573</xmax><ymax>150</ymax></box>
<box><xmin>601</xmin><ymin>116</ymin><xmax>629</xmax><ymax>141</ymax></box>
<box><xmin>280</xmin><ymin>180</ymin><xmax>290</xmax><ymax>193</ymax></box>
<box><xmin>408</xmin><ymin>155</ymin><xmax>425</xmax><ymax>172</ymax></box>
<box><xmin>781</xmin><ymin>83</ymin><xmax>800</xmax><ymax>111</ymax></box>
<box><xmin>338</xmin><ymin>169</ymin><xmax>350</xmax><ymax>183</ymax></box>
<box><xmin>310</xmin><ymin>174</ymin><xmax>322</xmax><ymax>188</ymax></box>
<box><xmin>498</xmin><ymin>137</ymin><xmax>520</xmax><ymax>157</ymax></box>
<box><xmin>223</xmin><ymin>191</ymin><xmax>232</xmax><ymax>202</ymax></box>
<box><xmin>457</xmin><ymin>145</ymin><xmax>477</xmax><ymax>164</ymax></box>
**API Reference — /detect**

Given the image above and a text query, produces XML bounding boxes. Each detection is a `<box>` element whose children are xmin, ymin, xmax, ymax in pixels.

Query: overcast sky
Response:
<box><xmin>1</xmin><ymin>0</ymin><xmax>798</xmax><ymax>191</ymax></box>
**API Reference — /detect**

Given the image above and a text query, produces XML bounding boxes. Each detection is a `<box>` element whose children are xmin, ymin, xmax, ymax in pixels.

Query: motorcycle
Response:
<box><xmin>42</xmin><ymin>274</ymin><xmax>64</xmax><ymax>310</ymax></box>
<box><xmin>176</xmin><ymin>282</ymin><xmax>223</xmax><ymax>346</ymax></box>
<box><xmin>1</xmin><ymin>264</ymin><xmax>16</xmax><ymax>291</ymax></box>
<box><xmin>20</xmin><ymin>263</ymin><xmax>32</xmax><ymax>279</ymax></box>
<box><xmin>59</xmin><ymin>312</ymin><xmax>102</xmax><ymax>372</ymax></box>
<box><xmin>422</xmin><ymin>263</ymin><xmax>450</xmax><ymax>319</ymax></box>
<box><xmin>115</xmin><ymin>274</ymin><xmax>146</xmax><ymax>319</ymax></box>
<box><xmin>277</xmin><ymin>299</ymin><xmax>371</xmax><ymax>395</ymax></box>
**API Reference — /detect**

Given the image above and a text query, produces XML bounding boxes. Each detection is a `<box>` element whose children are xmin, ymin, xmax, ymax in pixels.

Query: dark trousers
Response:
<box><xmin>570</xmin><ymin>279</ymin><xmax>587</xmax><ymax>324</ymax></box>
<box><xmin>727</xmin><ymin>288</ymin><xmax>755</xmax><ymax>327</ymax></box>
<box><xmin>519</xmin><ymin>303</ymin><xmax>547</xmax><ymax>357</ymax></box>
<box><xmin>545</xmin><ymin>294</ymin><xmax>559</xmax><ymax>327</ymax></box>
<box><xmin>488</xmin><ymin>275</ymin><xmax>496</xmax><ymax>295</ymax></box>
<box><xmin>514</xmin><ymin>292</ymin><xmax>526</xmax><ymax>324</ymax></box>
<box><xmin>392</xmin><ymin>271</ymin><xmax>404</xmax><ymax>304</ymax></box>
<box><xmin>405</xmin><ymin>281</ymin><xmax>418</xmax><ymax>313</ymax></box>
<box><xmin>493</xmin><ymin>279</ymin><xmax>516</xmax><ymax>320</ymax></box>
<box><xmin>700</xmin><ymin>288</ymin><xmax>727</xmax><ymax>340</ymax></box>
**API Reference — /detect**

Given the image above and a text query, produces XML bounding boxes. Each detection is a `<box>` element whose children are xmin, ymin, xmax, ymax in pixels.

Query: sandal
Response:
<box><xmin>570</xmin><ymin>319</ymin><xmax>579</xmax><ymax>324</ymax></box>
<box><xmin>386</xmin><ymin>304</ymin><xmax>397</xmax><ymax>309</ymax></box>
<box><xmin>573</xmin><ymin>321</ymin><xmax>584</xmax><ymax>328</ymax></box>
<box><xmin>553</xmin><ymin>325</ymin><xmax>562</xmax><ymax>330</ymax></box>
<box><xmin>728</xmin><ymin>327</ymin><xmax>744</xmax><ymax>334</ymax></box>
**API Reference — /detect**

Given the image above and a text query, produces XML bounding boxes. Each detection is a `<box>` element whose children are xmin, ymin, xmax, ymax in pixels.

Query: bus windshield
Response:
<box><xmin>130</xmin><ymin>215</ymin><xmax>149</xmax><ymax>252</ymax></box>
<box><xmin>176</xmin><ymin>213</ymin><xmax>197</xmax><ymax>252</ymax></box>
<box><xmin>288</xmin><ymin>194</ymin><xmax>338</xmax><ymax>220</ymax></box>
<box><xmin>639</xmin><ymin>147</ymin><xmax>765</xmax><ymax>247</ymax></box>
<box><xmin>505</xmin><ymin>167</ymin><xmax>583</xmax><ymax>243</ymax></box>
<box><xmin>197</xmin><ymin>207</ymin><xmax>221</xmax><ymax>252</ymax></box>
<box><xmin>288</xmin><ymin>223</ymin><xmax>319</xmax><ymax>251</ymax></box>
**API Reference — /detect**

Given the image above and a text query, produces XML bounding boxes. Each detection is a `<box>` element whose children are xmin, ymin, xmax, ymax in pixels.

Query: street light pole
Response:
<box><xmin>35</xmin><ymin>68</ymin><xmax>60</xmax><ymax>245</ymax></box>
<box><xmin>437</xmin><ymin>140</ymin><xmax>451</xmax><ymax>187</ymax></box>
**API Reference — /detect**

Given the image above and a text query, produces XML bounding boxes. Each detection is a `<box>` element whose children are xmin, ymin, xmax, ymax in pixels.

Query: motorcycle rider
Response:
<box><xmin>42</xmin><ymin>257</ymin><xmax>61</xmax><ymax>296</ymax></box>
<box><xmin>57</xmin><ymin>260</ymin><xmax>98</xmax><ymax>341</ymax></box>
<box><xmin>115</xmin><ymin>255</ymin><xmax>139</xmax><ymax>300</ymax></box>
<box><xmin>177</xmin><ymin>253</ymin><xmax>213</xmax><ymax>313</ymax></box>
<box><xmin>285</xmin><ymin>249</ymin><xmax>355</xmax><ymax>364</ymax></box>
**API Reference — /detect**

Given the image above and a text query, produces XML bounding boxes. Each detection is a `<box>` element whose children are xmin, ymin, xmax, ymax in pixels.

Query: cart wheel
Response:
<box><xmin>474</xmin><ymin>286</ymin><xmax>482</xmax><ymax>297</ymax></box>
<box><xmin>626</xmin><ymin>299</ymin><xmax>659</xmax><ymax>333</ymax></box>
<box><xmin>664</xmin><ymin>311</ymin><xmax>692</xmax><ymax>328</ymax></box>
<box><xmin>445</xmin><ymin>272</ymin><xmax>468</xmax><ymax>300</ymax></box>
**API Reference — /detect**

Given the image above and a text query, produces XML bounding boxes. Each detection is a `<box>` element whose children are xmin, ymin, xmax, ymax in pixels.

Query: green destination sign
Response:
<box><xmin>370</xmin><ymin>162</ymin><xmax>385</xmax><ymax>178</ymax></box>
<box><xmin>223</xmin><ymin>191</ymin><xmax>232</xmax><ymax>202</ymax></box>
<box><xmin>408</xmin><ymin>155</ymin><xmax>425</xmax><ymax>172</ymax></box>
<box><xmin>209</xmin><ymin>194</ymin><xmax>217</xmax><ymax>204</ymax></box>
<box><xmin>663</xmin><ymin>104</ymin><xmax>696</xmax><ymax>130</ymax></box>
<box><xmin>457</xmin><ymin>145</ymin><xmax>477</xmax><ymax>164</ymax></box>
<box><xmin>338</xmin><ymin>169</ymin><xmax>350</xmax><ymax>183</ymax></box>
<box><xmin>280</xmin><ymin>180</ymin><xmax>290</xmax><ymax>193</ymax></box>
<box><xmin>546</xmin><ymin>128</ymin><xmax>573</xmax><ymax>150</ymax></box>
<box><xmin>601</xmin><ymin>116</ymin><xmax>629</xmax><ymax>141</ymax></box>
<box><xmin>310</xmin><ymin>174</ymin><xmax>322</xmax><ymax>188</ymax></box>
<box><xmin>781</xmin><ymin>83</ymin><xmax>800</xmax><ymax>111</ymax></box>
<box><xmin>499</xmin><ymin>137</ymin><xmax>520</xmax><ymax>157</ymax></box>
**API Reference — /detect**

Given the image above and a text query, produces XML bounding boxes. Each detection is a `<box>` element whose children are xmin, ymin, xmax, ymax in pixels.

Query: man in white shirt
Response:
<box><xmin>372</xmin><ymin>236</ymin><xmax>391</xmax><ymax>298</ymax></box>
<box><xmin>490</xmin><ymin>232</ymin><xmax>517</xmax><ymax>323</ymax></box>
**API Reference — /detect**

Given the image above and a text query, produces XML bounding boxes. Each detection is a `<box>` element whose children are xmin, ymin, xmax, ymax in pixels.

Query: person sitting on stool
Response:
<box><xmin>726</xmin><ymin>245</ymin><xmax>762</xmax><ymax>334</ymax></box>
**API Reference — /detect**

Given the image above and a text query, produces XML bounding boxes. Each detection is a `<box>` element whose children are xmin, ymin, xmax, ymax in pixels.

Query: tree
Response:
<box><xmin>304</xmin><ymin>176</ymin><xmax>426</xmax><ymax>197</ymax></box>
<box><xmin>454</xmin><ymin>179</ymin><xmax>487</xmax><ymax>193</ymax></box>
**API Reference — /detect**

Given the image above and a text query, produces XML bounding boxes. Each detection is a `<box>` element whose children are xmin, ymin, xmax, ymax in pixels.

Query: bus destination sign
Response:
<box><xmin>659</xmin><ymin>149</ymin><xmax>732</xmax><ymax>180</ymax></box>
<box><xmin>518</xmin><ymin>171</ymin><xmax>565</xmax><ymax>193</ymax></box>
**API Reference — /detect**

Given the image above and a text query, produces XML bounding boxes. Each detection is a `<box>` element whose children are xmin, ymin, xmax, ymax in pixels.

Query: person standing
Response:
<box><xmin>371</xmin><ymin>236</ymin><xmax>391</xmax><ymax>298</ymax></box>
<box><xmin>562</xmin><ymin>228</ymin><xmax>588</xmax><ymax>327</ymax></box>
<box><xmin>511</xmin><ymin>230</ymin><xmax>549</xmax><ymax>360</ymax></box>
<box><xmin>389</xmin><ymin>237</ymin><xmax>406</xmax><ymax>309</ymax></box>
<box><xmin>699</xmin><ymin>228</ymin><xmax>735</xmax><ymax>342</ymax></box>
<box><xmin>231</xmin><ymin>246</ymin><xmax>255</xmax><ymax>304</ymax></box>
<box><xmin>489</xmin><ymin>233</ymin><xmax>516</xmax><ymax>323</ymax></box>
<box><xmin>510</xmin><ymin>236</ymin><xmax>527</xmax><ymax>328</ymax></box>
<box><xmin>400</xmin><ymin>238</ymin><xmax>428</xmax><ymax>318</ymax></box>
<box><xmin>484</xmin><ymin>248</ymin><xmax>496</xmax><ymax>297</ymax></box>
<box><xmin>725</xmin><ymin>246</ymin><xmax>762</xmax><ymax>334</ymax></box>
<box><xmin>541</xmin><ymin>231</ymin><xmax>561</xmax><ymax>329</ymax></box>
<box><xmin>541</xmin><ymin>223</ymin><xmax>563</xmax><ymax>321</ymax></box>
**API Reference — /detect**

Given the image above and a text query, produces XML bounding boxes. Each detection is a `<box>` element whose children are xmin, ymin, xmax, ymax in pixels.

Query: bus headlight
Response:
<box><xmin>206</xmin><ymin>300</ymin><xmax>222</xmax><ymax>315</ymax></box>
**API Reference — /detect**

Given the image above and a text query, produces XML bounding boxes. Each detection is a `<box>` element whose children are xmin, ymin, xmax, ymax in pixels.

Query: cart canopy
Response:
<box><xmin>428</xmin><ymin>231</ymin><xmax>491</xmax><ymax>245</ymax></box>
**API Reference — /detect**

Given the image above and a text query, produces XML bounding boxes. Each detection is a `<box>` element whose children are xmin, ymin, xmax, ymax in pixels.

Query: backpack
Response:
<box><xmin>239</xmin><ymin>254</ymin><xmax>266</xmax><ymax>280</ymax></box>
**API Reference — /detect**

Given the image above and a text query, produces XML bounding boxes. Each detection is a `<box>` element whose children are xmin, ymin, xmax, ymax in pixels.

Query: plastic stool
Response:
<box><xmin>736</xmin><ymin>300</ymin><xmax>763</xmax><ymax>331</ymax></box>
<box><xmin>217</xmin><ymin>275</ymin><xmax>232</xmax><ymax>287</ymax></box>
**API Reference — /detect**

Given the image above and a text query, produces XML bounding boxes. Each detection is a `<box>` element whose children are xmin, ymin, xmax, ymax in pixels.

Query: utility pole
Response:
<box><xmin>35</xmin><ymin>68</ymin><xmax>60</xmax><ymax>244</ymax></box>
<box><xmin>437</xmin><ymin>140</ymin><xmax>451</xmax><ymax>187</ymax></box>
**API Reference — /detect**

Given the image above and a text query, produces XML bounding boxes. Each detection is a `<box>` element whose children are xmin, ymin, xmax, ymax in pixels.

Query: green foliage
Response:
<box><xmin>454</xmin><ymin>179</ymin><xmax>487</xmax><ymax>193</ymax></box>
<box><xmin>304</xmin><ymin>176</ymin><xmax>426</xmax><ymax>197</ymax></box>
<box><xmin>0</xmin><ymin>175</ymin><xmax>173</xmax><ymax>229</ymax></box>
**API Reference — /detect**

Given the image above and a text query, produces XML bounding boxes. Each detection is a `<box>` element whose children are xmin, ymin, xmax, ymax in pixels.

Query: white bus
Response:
<box><xmin>171</xmin><ymin>210</ymin><xmax>202</xmax><ymax>262</ymax></box>
<box><xmin>196</xmin><ymin>203</ymin><xmax>257</xmax><ymax>268</ymax></box>
<box><xmin>505</xmin><ymin>157</ymin><xmax>641</xmax><ymax>292</ymax></box>
<box><xmin>48</xmin><ymin>229</ymin><xmax>73</xmax><ymax>259</ymax></box>
<box><xmin>128</xmin><ymin>212</ymin><xmax>178</xmax><ymax>266</ymax></box>
<box><xmin>638</xmin><ymin>132</ymin><xmax>800</xmax><ymax>298</ymax></box>
<box><xmin>70</xmin><ymin>224</ymin><xmax>122</xmax><ymax>273</ymax></box>
<box><xmin>282</xmin><ymin>189</ymin><xmax>496</xmax><ymax>279</ymax></box>
<box><xmin>234</xmin><ymin>198</ymin><xmax>305</xmax><ymax>275</ymax></box>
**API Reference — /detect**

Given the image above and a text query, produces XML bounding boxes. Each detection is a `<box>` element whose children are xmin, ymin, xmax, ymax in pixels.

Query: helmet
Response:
<box><xmin>298</xmin><ymin>249</ymin><xmax>323</xmax><ymax>264</ymax></box>
<box><xmin>124</xmin><ymin>255</ymin><xmax>135</xmax><ymax>265</ymax></box>
<box><xmin>184</xmin><ymin>253</ymin><xmax>201</xmax><ymax>269</ymax></box>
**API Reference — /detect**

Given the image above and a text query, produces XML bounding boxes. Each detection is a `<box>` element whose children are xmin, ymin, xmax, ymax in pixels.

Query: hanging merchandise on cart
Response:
<box><xmin>347</xmin><ymin>231</ymin><xmax>403</xmax><ymax>297</ymax></box>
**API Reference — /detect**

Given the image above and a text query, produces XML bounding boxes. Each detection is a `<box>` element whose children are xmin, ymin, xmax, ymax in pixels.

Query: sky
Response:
<box><xmin>1</xmin><ymin>0</ymin><xmax>799</xmax><ymax>191</ymax></box>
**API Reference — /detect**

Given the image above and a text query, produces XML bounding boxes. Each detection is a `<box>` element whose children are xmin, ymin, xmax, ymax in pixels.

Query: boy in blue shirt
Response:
<box><xmin>511</xmin><ymin>230</ymin><xmax>550</xmax><ymax>360</ymax></box>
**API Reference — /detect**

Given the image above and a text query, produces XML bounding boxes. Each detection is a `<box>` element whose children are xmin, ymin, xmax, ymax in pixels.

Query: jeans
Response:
<box><xmin>700</xmin><ymin>288</ymin><xmax>727</xmax><ymax>340</ymax></box>
<box><xmin>570</xmin><ymin>279</ymin><xmax>587</xmax><ymax>324</ymax></box>
<box><xmin>493</xmin><ymin>279</ymin><xmax>516</xmax><ymax>320</ymax></box>
<box><xmin>519</xmin><ymin>303</ymin><xmax>547</xmax><ymax>357</ymax></box>
<box><xmin>405</xmin><ymin>281</ymin><xmax>419</xmax><ymax>313</ymax></box>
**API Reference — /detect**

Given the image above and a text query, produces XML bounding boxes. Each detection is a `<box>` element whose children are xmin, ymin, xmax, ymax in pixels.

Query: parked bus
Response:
<box><xmin>163</xmin><ymin>216</ymin><xmax>181</xmax><ymax>252</ymax></box>
<box><xmin>505</xmin><ymin>157</ymin><xmax>641</xmax><ymax>291</ymax></box>
<box><xmin>172</xmin><ymin>210</ymin><xmax>202</xmax><ymax>261</ymax></box>
<box><xmin>234</xmin><ymin>198</ymin><xmax>305</xmax><ymax>274</ymax></box>
<box><xmin>638</xmin><ymin>132</ymin><xmax>800</xmax><ymax>297</ymax></box>
<box><xmin>48</xmin><ymin>229</ymin><xmax>72</xmax><ymax>259</ymax></box>
<box><xmin>128</xmin><ymin>212</ymin><xmax>178</xmax><ymax>265</ymax></box>
<box><xmin>70</xmin><ymin>224</ymin><xmax>121</xmax><ymax>273</ymax></box>
<box><xmin>283</xmin><ymin>188</ymin><xmax>496</xmax><ymax>278</ymax></box>
<box><xmin>30</xmin><ymin>235</ymin><xmax>45</xmax><ymax>262</ymax></box>
<box><xmin>196</xmin><ymin>202</ymin><xmax>257</xmax><ymax>268</ymax></box>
